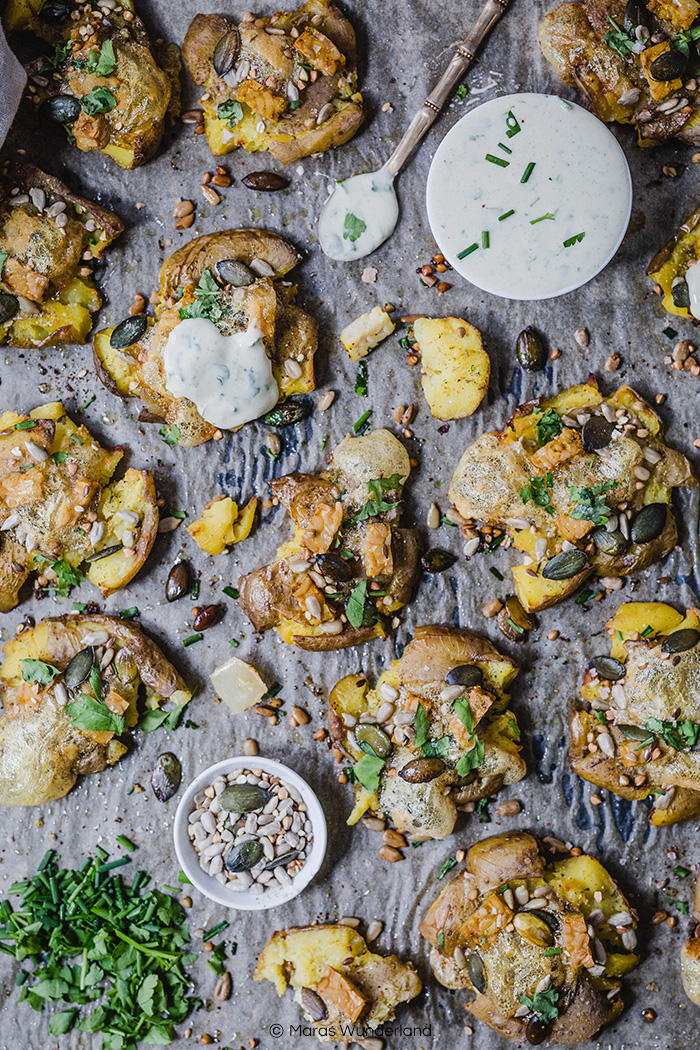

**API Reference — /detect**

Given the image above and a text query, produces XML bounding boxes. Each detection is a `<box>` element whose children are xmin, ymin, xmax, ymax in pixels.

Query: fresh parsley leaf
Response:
<box><xmin>347</xmin><ymin>473</ymin><xmax>403</xmax><ymax>525</ymax></box>
<box><xmin>159</xmin><ymin>423</ymin><xmax>181</xmax><ymax>446</ymax></box>
<box><xmin>42</xmin><ymin>40</ymin><xmax>73</xmax><ymax>71</ymax></box>
<box><xmin>536</xmin><ymin>407</ymin><xmax>563</xmax><ymax>447</ymax></box>
<box><xmin>289</xmin><ymin>99</ymin><xmax>302</xmax><ymax>111</ymax></box>
<box><xmin>456</xmin><ymin>84</ymin><xmax>468</xmax><ymax>100</ymax></box>
<box><xmin>477</xmin><ymin>797</ymin><xmax>491</xmax><ymax>822</ymax></box>
<box><xmin>81</xmin><ymin>86</ymin><xmax>117</xmax><ymax>116</ymax></box>
<box><xmin>355</xmin><ymin>360</ymin><xmax>369</xmax><ymax>397</ymax></box>
<box><xmin>346</xmin><ymin>579</ymin><xmax>369</xmax><ymax>628</ymax></box>
<box><xmin>352</xmin><ymin>753</ymin><xmax>385</xmax><ymax>793</ymax></box>
<box><xmin>86</xmin><ymin>39</ymin><xmax>116</xmax><ymax>76</ymax></box>
<box><xmin>21</xmin><ymin>658</ymin><xmax>60</xmax><ymax>686</ymax></box>
<box><xmin>414</xmin><ymin>702</ymin><xmax>430</xmax><ymax>749</ymax></box>
<box><xmin>520</xmin><ymin>474</ymin><xmax>555</xmax><ymax>515</ymax></box>
<box><xmin>51</xmin><ymin>451</ymin><xmax>68</xmax><ymax>464</ymax></box>
<box><xmin>673</xmin><ymin>25</ymin><xmax>700</xmax><ymax>58</ymax></box>
<box><xmin>568</xmin><ymin>480</ymin><xmax>616</xmax><ymax>525</ymax></box>
<box><xmin>217</xmin><ymin>99</ymin><xmax>244</xmax><ymax>128</ymax></box>
<box><xmin>343</xmin><ymin>212</ymin><xmax>366</xmax><ymax>242</ymax></box>
<box><xmin>32</xmin><ymin>556</ymin><xmax>84</xmax><ymax>597</ymax></box>
<box><xmin>645</xmin><ymin>716</ymin><xmax>699</xmax><ymax>751</ymax></box>
<box><xmin>604</xmin><ymin>17</ymin><xmax>636</xmax><ymax>59</ymax></box>
<box><xmin>49</xmin><ymin>1010</ymin><xmax>77</xmax><ymax>1036</ymax></box>
<box><xmin>422</xmin><ymin>735</ymin><xmax>450</xmax><ymax>759</ymax></box>
<box><xmin>452</xmin><ymin>696</ymin><xmax>475</xmax><ymax>734</ymax></box>
<box><xmin>178</xmin><ymin>269</ymin><xmax>225</xmax><ymax>323</ymax></box>
<box><xmin>66</xmin><ymin>696</ymin><xmax>125</xmax><ymax>735</ymax></box>
<box><xmin>456</xmin><ymin>738</ymin><xmax>485</xmax><ymax>776</ymax></box>
<box><xmin>519</xmin><ymin>986</ymin><xmax>560</xmax><ymax>1023</ymax></box>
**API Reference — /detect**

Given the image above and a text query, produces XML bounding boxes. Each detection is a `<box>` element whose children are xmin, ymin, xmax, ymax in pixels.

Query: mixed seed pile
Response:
<box><xmin>188</xmin><ymin>769</ymin><xmax>313</xmax><ymax>894</ymax></box>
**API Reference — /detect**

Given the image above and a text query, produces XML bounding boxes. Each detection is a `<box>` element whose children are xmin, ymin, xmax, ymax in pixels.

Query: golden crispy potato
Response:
<box><xmin>239</xmin><ymin>430</ymin><xmax>421</xmax><ymax>650</ymax></box>
<box><xmin>5</xmin><ymin>0</ymin><xmax>180</xmax><ymax>168</ymax></box>
<box><xmin>0</xmin><ymin>163</ymin><xmax>123</xmax><ymax>348</ymax></box>
<box><xmin>0</xmin><ymin>402</ymin><xmax>157</xmax><ymax>610</ymax></box>
<box><xmin>255</xmin><ymin>924</ymin><xmax>421</xmax><ymax>1044</ymax></box>
<box><xmin>92</xmin><ymin>229</ymin><xmax>317</xmax><ymax>447</ymax></box>
<box><xmin>340</xmin><ymin>306</ymin><xmax>395</xmax><ymax>361</ymax></box>
<box><xmin>0</xmin><ymin>614</ymin><xmax>191</xmax><ymax>806</ymax></box>
<box><xmin>413</xmin><ymin>316</ymin><xmax>490</xmax><ymax>420</ymax></box>
<box><xmin>183</xmin><ymin>0</ymin><xmax>363</xmax><ymax>164</ymax></box>
<box><xmin>187</xmin><ymin>495</ymin><xmax>257</xmax><ymax>555</ymax></box>
<box><xmin>539</xmin><ymin>1</ymin><xmax>700</xmax><ymax>148</ymax></box>
<box><xmin>329</xmin><ymin>626</ymin><xmax>525</xmax><ymax>838</ymax></box>
<box><xmin>421</xmin><ymin>831</ymin><xmax>638</xmax><ymax>1044</ymax></box>
<box><xmin>574</xmin><ymin>600</ymin><xmax>700</xmax><ymax>824</ymax></box>
<box><xmin>449</xmin><ymin>381</ymin><xmax>697</xmax><ymax>613</ymax></box>
<box><xmin>647</xmin><ymin>203</ymin><xmax>700</xmax><ymax>319</ymax></box>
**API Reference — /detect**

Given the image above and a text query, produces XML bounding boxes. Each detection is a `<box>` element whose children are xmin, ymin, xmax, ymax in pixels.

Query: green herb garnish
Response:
<box><xmin>531</xmin><ymin>212</ymin><xmax>555</xmax><ymax>225</ymax></box>
<box><xmin>51</xmin><ymin>451</ymin><xmax>68</xmax><ymax>464</ymax></box>
<box><xmin>604</xmin><ymin>16</ymin><xmax>638</xmax><ymax>58</ymax></box>
<box><xmin>346</xmin><ymin>579</ymin><xmax>369</xmax><ymax>628</ymax></box>
<box><xmin>0</xmin><ymin>248</ymin><xmax>7</xmax><ymax>277</ymax></box>
<box><xmin>519</xmin><ymin>987</ymin><xmax>560</xmax><ymax>1023</ymax></box>
<box><xmin>482</xmin><ymin>230</ymin><xmax>490</xmax><ymax>249</ymax></box>
<box><xmin>536</xmin><ymin>407</ymin><xmax>563</xmax><ymax>446</ymax></box>
<box><xmin>217</xmin><ymin>99</ymin><xmax>243</xmax><ymax>128</ymax></box>
<box><xmin>32</xmin><ymin>555</ymin><xmax>84</xmax><ymax>597</ymax></box>
<box><xmin>355</xmin><ymin>360</ymin><xmax>368</xmax><ymax>397</ymax></box>
<box><xmin>353</xmin><ymin>409</ymin><xmax>372</xmax><ymax>434</ymax></box>
<box><xmin>505</xmin><ymin>110</ymin><xmax>521</xmax><ymax>137</ymax></box>
<box><xmin>183</xmin><ymin>633</ymin><xmax>203</xmax><ymax>647</ymax></box>
<box><xmin>414</xmin><ymin>702</ymin><xmax>430</xmax><ymax>749</ymax></box>
<box><xmin>520</xmin><ymin>473</ymin><xmax>555</xmax><ymax>515</ymax></box>
<box><xmin>486</xmin><ymin>154</ymin><xmax>509</xmax><ymax>167</ymax></box>
<box><xmin>646</xmin><ymin>716</ymin><xmax>699</xmax><ymax>751</ymax></box>
<box><xmin>436</xmin><ymin>856</ymin><xmax>457</xmax><ymax>881</ymax></box>
<box><xmin>456</xmin><ymin>84</ymin><xmax>467</xmax><ymax>100</ymax></box>
<box><xmin>457</xmin><ymin>243</ymin><xmax>479</xmax><ymax>259</ymax></box>
<box><xmin>119</xmin><ymin>607</ymin><xmax>139</xmax><ymax>620</ymax></box>
<box><xmin>343</xmin><ymin>213</ymin><xmax>366</xmax><ymax>243</ymax></box>
<box><xmin>568</xmin><ymin>480</ymin><xmax>616</xmax><ymax>525</ymax></box>
<box><xmin>66</xmin><ymin>696</ymin><xmax>125</xmax><ymax>735</ymax></box>
<box><xmin>352</xmin><ymin>753</ymin><xmax>385</xmax><ymax>793</ymax></box>
<box><xmin>563</xmin><ymin>232</ymin><xmax>586</xmax><ymax>247</ymax></box>
<box><xmin>178</xmin><ymin>269</ymin><xmax>225</xmax><ymax>323</ymax></box>
<box><xmin>498</xmin><ymin>142</ymin><xmax>512</xmax><ymax>154</ymax></box>
<box><xmin>86</xmin><ymin>39</ymin><xmax>116</xmax><ymax>77</ymax></box>
<box><xmin>663</xmin><ymin>326</ymin><xmax>678</xmax><ymax>339</ymax></box>
<box><xmin>81</xmin><ymin>86</ymin><xmax>117</xmax><ymax>116</ymax></box>
<box><xmin>347</xmin><ymin>473</ymin><xmax>403</xmax><ymax>526</ymax></box>
<box><xmin>521</xmin><ymin>162</ymin><xmax>535</xmax><ymax>183</ymax></box>
<box><xmin>498</xmin><ymin>209</ymin><xmax>515</xmax><ymax>221</ymax></box>
<box><xmin>223</xmin><ymin>586</ymin><xmax>239</xmax><ymax>599</ymax></box>
<box><xmin>21</xmin><ymin>659</ymin><xmax>60</xmax><ymax>686</ymax></box>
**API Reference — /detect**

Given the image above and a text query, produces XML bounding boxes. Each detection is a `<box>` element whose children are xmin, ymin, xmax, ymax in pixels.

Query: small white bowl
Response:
<box><xmin>173</xmin><ymin>756</ymin><xmax>327</xmax><ymax>911</ymax></box>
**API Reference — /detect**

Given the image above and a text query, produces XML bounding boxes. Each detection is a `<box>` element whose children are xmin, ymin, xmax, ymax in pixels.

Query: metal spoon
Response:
<box><xmin>318</xmin><ymin>0</ymin><xmax>512</xmax><ymax>262</ymax></box>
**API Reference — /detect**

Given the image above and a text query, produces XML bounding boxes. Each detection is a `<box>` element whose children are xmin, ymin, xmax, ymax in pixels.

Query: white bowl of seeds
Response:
<box><xmin>173</xmin><ymin>756</ymin><xmax>327</xmax><ymax>911</ymax></box>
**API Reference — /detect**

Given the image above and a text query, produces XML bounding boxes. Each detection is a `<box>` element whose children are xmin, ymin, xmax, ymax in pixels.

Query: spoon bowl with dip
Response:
<box><xmin>318</xmin><ymin>0</ymin><xmax>512</xmax><ymax>262</ymax></box>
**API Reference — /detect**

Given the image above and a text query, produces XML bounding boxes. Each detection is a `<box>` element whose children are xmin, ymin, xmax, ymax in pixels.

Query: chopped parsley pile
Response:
<box><xmin>0</xmin><ymin>849</ymin><xmax>202</xmax><ymax>1048</ymax></box>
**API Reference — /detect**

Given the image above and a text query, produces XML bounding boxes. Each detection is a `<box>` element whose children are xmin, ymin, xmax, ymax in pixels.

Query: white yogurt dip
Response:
<box><xmin>163</xmin><ymin>317</ymin><xmax>279</xmax><ymax>429</ymax></box>
<box><xmin>426</xmin><ymin>93</ymin><xmax>632</xmax><ymax>301</ymax></box>
<box><xmin>318</xmin><ymin>168</ymin><xmax>399</xmax><ymax>261</ymax></box>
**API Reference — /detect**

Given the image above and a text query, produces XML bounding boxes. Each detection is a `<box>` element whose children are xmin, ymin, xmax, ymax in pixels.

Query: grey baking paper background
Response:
<box><xmin>1</xmin><ymin>0</ymin><xmax>699</xmax><ymax>1047</ymax></box>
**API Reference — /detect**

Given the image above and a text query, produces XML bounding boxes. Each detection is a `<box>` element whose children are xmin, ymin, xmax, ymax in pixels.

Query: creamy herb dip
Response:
<box><xmin>318</xmin><ymin>168</ymin><xmax>399</xmax><ymax>261</ymax></box>
<box><xmin>426</xmin><ymin>93</ymin><xmax>632</xmax><ymax>300</ymax></box>
<box><xmin>163</xmin><ymin>317</ymin><xmax>278</xmax><ymax>429</ymax></box>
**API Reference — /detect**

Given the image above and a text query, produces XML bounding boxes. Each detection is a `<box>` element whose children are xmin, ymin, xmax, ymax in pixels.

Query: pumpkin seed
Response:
<box><xmin>355</xmin><ymin>723</ymin><xmax>392</xmax><ymax>758</ymax></box>
<box><xmin>0</xmin><ymin>293</ymin><xmax>19</xmax><ymax>326</ymax></box>
<box><xmin>672</xmin><ymin>279</ymin><xmax>690</xmax><ymax>309</ymax></box>
<box><xmin>264</xmin><ymin>400</ymin><xmax>312</xmax><ymax>426</ymax></box>
<box><xmin>541</xmin><ymin>549</ymin><xmax>588</xmax><ymax>580</ymax></box>
<box><xmin>446</xmin><ymin>664</ymin><xmax>483</xmax><ymax>688</ymax></box>
<box><xmin>515</xmin><ymin>326</ymin><xmax>546</xmax><ymax>371</ymax></box>
<box><xmin>618</xmin><ymin>723</ymin><xmax>653</xmax><ymax>741</ymax></box>
<box><xmin>650</xmin><ymin>48</ymin><xmax>687</xmax><ymax>82</ymax></box>
<box><xmin>624</xmin><ymin>0</ymin><xmax>647</xmax><ymax>32</ymax></box>
<box><xmin>526</xmin><ymin>1018</ymin><xmax>550</xmax><ymax>1046</ymax></box>
<box><xmin>212</xmin><ymin>28</ymin><xmax>240</xmax><ymax>77</ymax></box>
<box><xmin>590</xmin><ymin>655</ymin><xmax>626</xmax><ymax>681</ymax></box>
<box><xmin>315</xmin><ymin>552</ymin><xmax>354</xmax><ymax>582</ymax></box>
<box><xmin>467</xmin><ymin>952</ymin><xmax>486</xmax><ymax>993</ymax></box>
<box><xmin>301</xmin><ymin>987</ymin><xmax>328</xmax><ymax>1021</ymax></box>
<box><xmin>40</xmin><ymin>94</ymin><xmax>82</xmax><ymax>123</ymax></box>
<box><xmin>421</xmin><ymin>547</ymin><xmax>457</xmax><ymax>573</ymax></box>
<box><xmin>110</xmin><ymin>314</ymin><xmax>148</xmax><ymax>350</ymax></box>
<box><xmin>41</xmin><ymin>0</ymin><xmax>72</xmax><ymax>18</ymax></box>
<box><xmin>214</xmin><ymin>258</ymin><xmax>256</xmax><ymax>287</ymax></box>
<box><xmin>590</xmin><ymin>527</ymin><xmax>628</xmax><ymax>556</ymax></box>
<box><xmin>84</xmin><ymin>543</ymin><xmax>123</xmax><ymax>563</ymax></box>
<box><xmin>513</xmin><ymin>911</ymin><xmax>554</xmax><ymax>947</ymax></box>
<box><xmin>242</xmin><ymin>171</ymin><xmax>291</xmax><ymax>192</ymax></box>
<box><xmin>526</xmin><ymin>907</ymin><xmax>559</xmax><ymax>932</ymax></box>
<box><xmin>218</xmin><ymin>783</ymin><xmax>271</xmax><ymax>812</ymax></box>
<box><xmin>399</xmin><ymin>757</ymin><xmax>445</xmax><ymax>783</ymax></box>
<box><xmin>661</xmin><ymin>628</ymin><xmax>700</xmax><ymax>654</ymax></box>
<box><xmin>630</xmin><ymin>503</ymin><xmax>667</xmax><ymax>544</ymax></box>
<box><xmin>151</xmin><ymin>752</ymin><xmax>182</xmax><ymax>802</ymax></box>
<box><xmin>64</xmin><ymin>646</ymin><xmax>95</xmax><ymax>689</ymax></box>
<box><xmin>581</xmin><ymin>415</ymin><xmax>615</xmax><ymax>451</ymax></box>
<box><xmin>497</xmin><ymin>595</ymin><xmax>536</xmax><ymax>643</ymax></box>
<box><xmin>265</xmin><ymin>850</ymin><xmax>300</xmax><ymax>871</ymax></box>
<box><xmin>225</xmin><ymin>838</ymin><xmax>263</xmax><ymax>872</ymax></box>
<box><xmin>166</xmin><ymin>561</ymin><xmax>191</xmax><ymax>602</ymax></box>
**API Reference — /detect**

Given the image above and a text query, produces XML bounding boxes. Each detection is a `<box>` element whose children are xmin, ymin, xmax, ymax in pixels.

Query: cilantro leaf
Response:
<box><xmin>21</xmin><ymin>658</ymin><xmax>60</xmax><ymax>686</ymax></box>
<box><xmin>520</xmin><ymin>474</ymin><xmax>555</xmax><ymax>515</ymax></box>
<box><xmin>568</xmin><ymin>480</ymin><xmax>616</xmax><ymax>525</ymax></box>
<box><xmin>217</xmin><ymin>99</ymin><xmax>243</xmax><ymax>128</ymax></box>
<box><xmin>519</xmin><ymin>986</ymin><xmax>560</xmax><ymax>1023</ymax></box>
<box><xmin>536</xmin><ymin>407</ymin><xmax>563</xmax><ymax>447</ymax></box>
<box><xmin>86</xmin><ymin>39</ymin><xmax>116</xmax><ymax>77</ymax></box>
<box><xmin>645</xmin><ymin>716</ymin><xmax>699</xmax><ymax>751</ymax></box>
<box><xmin>66</xmin><ymin>696</ymin><xmax>125</xmax><ymax>735</ymax></box>
<box><xmin>159</xmin><ymin>423</ymin><xmax>181</xmax><ymax>446</ymax></box>
<box><xmin>81</xmin><ymin>86</ymin><xmax>117</xmax><ymax>116</ymax></box>
<box><xmin>347</xmin><ymin>473</ymin><xmax>403</xmax><ymax>525</ymax></box>
<box><xmin>353</xmin><ymin>753</ymin><xmax>385</xmax><ymax>793</ymax></box>
<box><xmin>452</xmin><ymin>696</ymin><xmax>475</xmax><ymax>734</ymax></box>
<box><xmin>49</xmin><ymin>1010</ymin><xmax>77</xmax><ymax>1036</ymax></box>
<box><xmin>343</xmin><ymin>212</ymin><xmax>366</xmax><ymax>242</ymax></box>
<box><xmin>346</xmin><ymin>579</ymin><xmax>369</xmax><ymax>628</ymax></box>
<box><xmin>422</xmin><ymin>735</ymin><xmax>451</xmax><ymax>759</ymax></box>
<box><xmin>456</xmin><ymin>738</ymin><xmax>485</xmax><ymax>776</ymax></box>
<box><xmin>456</xmin><ymin>84</ymin><xmax>467</xmax><ymax>100</ymax></box>
<box><xmin>414</xmin><ymin>702</ymin><xmax>430</xmax><ymax>749</ymax></box>
<box><xmin>604</xmin><ymin>17</ymin><xmax>636</xmax><ymax>59</ymax></box>
<box><xmin>178</xmin><ymin>269</ymin><xmax>225</xmax><ymax>323</ymax></box>
<box><xmin>32</xmin><ymin>556</ymin><xmax>84</xmax><ymax>597</ymax></box>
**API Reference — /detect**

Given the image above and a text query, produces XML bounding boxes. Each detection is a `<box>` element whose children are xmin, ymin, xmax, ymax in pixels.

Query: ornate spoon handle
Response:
<box><xmin>384</xmin><ymin>0</ymin><xmax>512</xmax><ymax>178</ymax></box>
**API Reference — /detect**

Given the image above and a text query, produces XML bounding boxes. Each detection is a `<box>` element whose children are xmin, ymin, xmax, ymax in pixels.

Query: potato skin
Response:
<box><xmin>681</xmin><ymin>937</ymin><xmax>700</xmax><ymax>1006</ymax></box>
<box><xmin>466</xmin><ymin>831</ymin><xmax>544</xmax><ymax>893</ymax></box>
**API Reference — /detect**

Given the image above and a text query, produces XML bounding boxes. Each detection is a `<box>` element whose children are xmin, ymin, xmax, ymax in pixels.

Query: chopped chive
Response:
<box><xmin>183</xmin><ymin>633</ymin><xmax>203</xmax><ymax>647</ymax></box>
<box><xmin>506</xmin><ymin>110</ymin><xmax>521</xmax><ymax>137</ymax></box>
<box><xmin>116</xmin><ymin>836</ymin><xmax>136</xmax><ymax>852</ymax></box>
<box><xmin>507</xmin><ymin>617</ymin><xmax>525</xmax><ymax>634</ymax></box>
<box><xmin>437</xmin><ymin>931</ymin><xmax>445</xmax><ymax>949</ymax></box>
<box><xmin>81</xmin><ymin>395</ymin><xmax>96</xmax><ymax>410</ymax></box>
<box><xmin>482</xmin><ymin>230</ymin><xmax>490</xmax><ymax>249</ymax></box>
<box><xmin>486</xmin><ymin>153</ymin><xmax>509</xmax><ymax>167</ymax></box>
<box><xmin>119</xmin><ymin>607</ymin><xmax>139</xmax><ymax>619</ymax></box>
<box><xmin>223</xmin><ymin>586</ymin><xmax>239</xmax><ymax>599</ymax></box>
<box><xmin>530</xmin><ymin>213</ymin><xmax>555</xmax><ymax>225</ymax></box>
<box><xmin>497</xmin><ymin>142</ymin><xmax>512</xmax><ymax>154</ymax></box>
<box><xmin>543</xmin><ymin>947</ymin><xmax>563</xmax><ymax>956</ymax></box>
<box><xmin>489</xmin><ymin>566</ymin><xmax>504</xmax><ymax>581</ymax></box>
<box><xmin>229</xmin><ymin>638</ymin><xmax>239</xmax><ymax>648</ymax></box>
<box><xmin>498</xmin><ymin>209</ymin><xmax>515</xmax><ymax>221</ymax></box>
<box><xmin>38</xmin><ymin>849</ymin><xmax>55</xmax><ymax>872</ymax></box>
<box><xmin>640</xmin><ymin>625</ymin><xmax>654</xmax><ymax>637</ymax></box>
<box><xmin>520</xmin><ymin>162</ymin><xmax>535</xmax><ymax>183</ymax></box>
<box><xmin>457</xmin><ymin>243</ymin><xmax>479</xmax><ymax>259</ymax></box>
<box><xmin>190</xmin><ymin>579</ymin><xmax>200</xmax><ymax>601</ymax></box>
<box><xmin>203</xmin><ymin>920</ymin><xmax>229</xmax><ymax>939</ymax></box>
<box><xmin>353</xmin><ymin>409</ymin><xmax>372</xmax><ymax>434</ymax></box>
<box><xmin>71</xmin><ymin>601</ymin><xmax>87</xmax><ymax>611</ymax></box>
<box><xmin>97</xmin><ymin>857</ymin><xmax>131</xmax><ymax>872</ymax></box>
<box><xmin>563</xmin><ymin>232</ymin><xmax>586</xmax><ymax>247</ymax></box>
<box><xmin>320</xmin><ymin>436</ymin><xmax>327</xmax><ymax>451</ymax></box>
<box><xmin>663</xmin><ymin>326</ymin><xmax>678</xmax><ymax>339</ymax></box>
<box><xmin>675</xmin><ymin>865</ymin><xmax>691</xmax><ymax>878</ymax></box>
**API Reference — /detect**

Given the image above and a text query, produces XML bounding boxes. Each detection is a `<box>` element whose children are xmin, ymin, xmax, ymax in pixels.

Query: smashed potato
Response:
<box><xmin>0</xmin><ymin>614</ymin><xmax>191</xmax><ymax>806</ymax></box>
<box><xmin>0</xmin><ymin>163</ymin><xmax>123</xmax><ymax>349</ymax></box>
<box><xmin>574</xmin><ymin>601</ymin><xmax>700</xmax><ymax>825</ymax></box>
<box><xmin>340</xmin><ymin>305</ymin><xmax>395</xmax><ymax>361</ymax></box>
<box><xmin>448</xmin><ymin>380</ymin><xmax>697</xmax><ymax>613</ymax></box>
<box><xmin>5</xmin><ymin>0</ymin><xmax>180</xmax><ymax>169</ymax></box>
<box><xmin>329</xmin><ymin>626</ymin><xmax>525</xmax><ymax>838</ymax></box>
<box><xmin>420</xmin><ymin>831</ymin><xmax>639</xmax><ymax>1044</ymax></box>
<box><xmin>413</xmin><ymin>316</ymin><xmax>490</xmax><ymax>420</ymax></box>
<box><xmin>188</xmin><ymin>496</ymin><xmax>257</xmax><ymax>555</ymax></box>
<box><xmin>239</xmin><ymin>429</ymin><xmax>421</xmax><ymax>650</ymax></box>
<box><xmin>183</xmin><ymin>0</ymin><xmax>363</xmax><ymax>164</ymax></box>
<box><xmin>647</xmin><ymin>203</ymin><xmax>700</xmax><ymax>318</ymax></box>
<box><xmin>540</xmin><ymin>1</ymin><xmax>700</xmax><ymax>147</ymax></box>
<box><xmin>92</xmin><ymin>229</ymin><xmax>317</xmax><ymax>446</ymax></box>
<box><xmin>0</xmin><ymin>402</ymin><xmax>158</xmax><ymax>611</ymax></box>
<box><xmin>255</xmin><ymin>924</ymin><xmax>421</xmax><ymax>1044</ymax></box>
